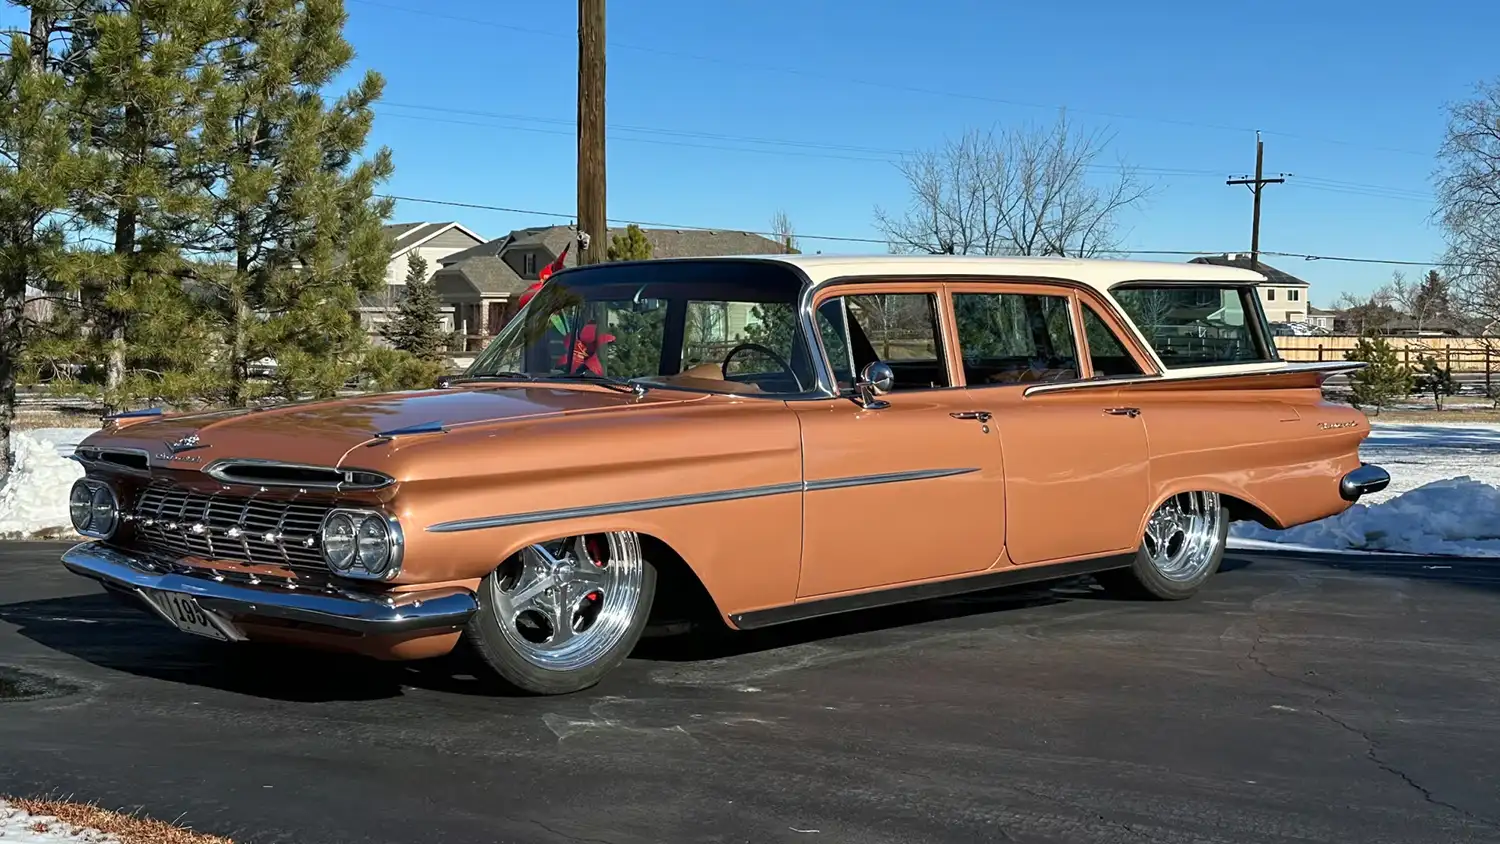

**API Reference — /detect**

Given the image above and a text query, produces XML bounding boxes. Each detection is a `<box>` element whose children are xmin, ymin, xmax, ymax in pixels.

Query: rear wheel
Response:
<box><xmin>465</xmin><ymin>531</ymin><xmax>656</xmax><ymax>695</ymax></box>
<box><xmin>1096</xmin><ymin>491</ymin><xmax>1228</xmax><ymax>600</ymax></box>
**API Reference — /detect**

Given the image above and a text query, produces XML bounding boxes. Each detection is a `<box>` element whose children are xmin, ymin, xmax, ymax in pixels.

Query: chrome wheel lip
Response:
<box><xmin>1143</xmin><ymin>491</ymin><xmax>1223</xmax><ymax>583</ymax></box>
<box><xmin>490</xmin><ymin>531</ymin><xmax>645</xmax><ymax>672</ymax></box>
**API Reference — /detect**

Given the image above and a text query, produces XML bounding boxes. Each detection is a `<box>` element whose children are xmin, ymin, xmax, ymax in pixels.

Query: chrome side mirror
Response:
<box><xmin>854</xmin><ymin>362</ymin><xmax>894</xmax><ymax>409</ymax></box>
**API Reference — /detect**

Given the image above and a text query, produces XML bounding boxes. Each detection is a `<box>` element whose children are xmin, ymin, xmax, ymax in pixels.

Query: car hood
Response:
<box><xmin>81</xmin><ymin>384</ymin><xmax>711</xmax><ymax>470</ymax></box>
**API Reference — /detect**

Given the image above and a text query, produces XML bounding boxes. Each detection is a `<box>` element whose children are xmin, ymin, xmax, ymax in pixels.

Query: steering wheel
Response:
<box><xmin>722</xmin><ymin>342</ymin><xmax>795</xmax><ymax>381</ymax></box>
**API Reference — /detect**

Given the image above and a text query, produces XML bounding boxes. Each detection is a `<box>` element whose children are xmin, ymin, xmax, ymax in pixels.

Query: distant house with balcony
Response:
<box><xmin>1188</xmin><ymin>253</ymin><xmax>1312</xmax><ymax>324</ymax></box>
<box><xmin>431</xmin><ymin>224</ymin><xmax>791</xmax><ymax>352</ymax></box>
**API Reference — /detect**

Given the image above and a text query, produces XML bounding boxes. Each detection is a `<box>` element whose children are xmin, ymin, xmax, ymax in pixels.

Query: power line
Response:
<box><xmin>376</xmin><ymin>192</ymin><xmax>1457</xmax><ymax>267</ymax></box>
<box><xmin>347</xmin><ymin>0</ymin><xmax>1433</xmax><ymax>159</ymax></box>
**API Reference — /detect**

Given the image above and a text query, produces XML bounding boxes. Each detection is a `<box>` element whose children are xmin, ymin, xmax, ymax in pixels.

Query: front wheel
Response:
<box><xmin>465</xmin><ymin>531</ymin><xmax>656</xmax><ymax>695</ymax></box>
<box><xmin>1096</xmin><ymin>491</ymin><xmax>1228</xmax><ymax>600</ymax></box>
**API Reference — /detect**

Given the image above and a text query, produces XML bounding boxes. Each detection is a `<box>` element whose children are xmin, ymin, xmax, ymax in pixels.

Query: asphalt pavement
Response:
<box><xmin>2</xmin><ymin>542</ymin><xmax>1498</xmax><ymax>844</ymax></box>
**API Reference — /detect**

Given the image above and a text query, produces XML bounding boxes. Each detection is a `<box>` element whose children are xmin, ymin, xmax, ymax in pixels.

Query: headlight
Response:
<box><xmin>320</xmin><ymin>509</ymin><xmax>403</xmax><ymax>580</ymax></box>
<box><xmin>69</xmin><ymin>479</ymin><xmax>121</xmax><ymax>539</ymax></box>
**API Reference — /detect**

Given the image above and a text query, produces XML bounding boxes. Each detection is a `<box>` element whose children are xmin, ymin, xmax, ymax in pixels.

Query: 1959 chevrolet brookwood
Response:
<box><xmin>60</xmin><ymin>255</ymin><xmax>1389</xmax><ymax>694</ymax></box>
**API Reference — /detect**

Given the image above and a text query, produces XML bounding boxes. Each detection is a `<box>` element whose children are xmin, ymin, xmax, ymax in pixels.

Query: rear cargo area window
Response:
<box><xmin>1111</xmin><ymin>284</ymin><xmax>1275</xmax><ymax>367</ymax></box>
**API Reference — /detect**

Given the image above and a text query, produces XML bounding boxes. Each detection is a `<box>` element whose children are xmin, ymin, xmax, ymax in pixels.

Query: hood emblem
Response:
<box><xmin>154</xmin><ymin>433</ymin><xmax>211</xmax><ymax>462</ymax></box>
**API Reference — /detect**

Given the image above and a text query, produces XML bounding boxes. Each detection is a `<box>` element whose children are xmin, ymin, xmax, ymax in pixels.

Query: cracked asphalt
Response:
<box><xmin>1</xmin><ymin>541</ymin><xmax>1498</xmax><ymax>844</ymax></box>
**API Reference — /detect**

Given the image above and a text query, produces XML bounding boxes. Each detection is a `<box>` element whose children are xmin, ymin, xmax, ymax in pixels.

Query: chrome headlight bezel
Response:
<box><xmin>319</xmin><ymin>508</ymin><xmax>404</xmax><ymax>581</ymax></box>
<box><xmin>69</xmin><ymin>478</ymin><xmax>121</xmax><ymax>540</ymax></box>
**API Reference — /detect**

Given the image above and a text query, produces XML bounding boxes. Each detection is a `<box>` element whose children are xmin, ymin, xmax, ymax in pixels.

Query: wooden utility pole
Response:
<box><xmin>577</xmin><ymin>0</ymin><xmax>606</xmax><ymax>266</ymax></box>
<box><xmin>1226</xmin><ymin>131</ymin><xmax>1288</xmax><ymax>272</ymax></box>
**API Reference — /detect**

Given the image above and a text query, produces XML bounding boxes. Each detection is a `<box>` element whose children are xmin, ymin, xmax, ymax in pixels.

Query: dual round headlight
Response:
<box><xmin>69</xmin><ymin>479</ymin><xmax>120</xmax><ymax>539</ymax></box>
<box><xmin>319</xmin><ymin>509</ymin><xmax>403</xmax><ymax>580</ymax></box>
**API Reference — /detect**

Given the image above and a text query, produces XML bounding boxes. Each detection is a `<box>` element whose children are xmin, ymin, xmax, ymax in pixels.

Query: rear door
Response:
<box><xmin>947</xmin><ymin>282</ymin><xmax>1152</xmax><ymax>565</ymax></box>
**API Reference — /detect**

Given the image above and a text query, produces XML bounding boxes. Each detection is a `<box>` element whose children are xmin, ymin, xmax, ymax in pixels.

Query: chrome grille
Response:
<box><xmin>127</xmin><ymin>483</ymin><xmax>335</xmax><ymax>573</ymax></box>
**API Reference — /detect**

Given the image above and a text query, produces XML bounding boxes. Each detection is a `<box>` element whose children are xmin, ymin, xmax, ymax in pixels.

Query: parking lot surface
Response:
<box><xmin>2</xmin><ymin>542</ymin><xmax>1498</xmax><ymax>843</ymax></box>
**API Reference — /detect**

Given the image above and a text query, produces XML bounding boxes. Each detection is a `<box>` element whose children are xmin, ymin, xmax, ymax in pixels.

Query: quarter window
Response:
<box><xmin>952</xmin><ymin>292</ymin><xmax>1080</xmax><ymax>385</ymax></box>
<box><xmin>1112</xmin><ymin>284</ymin><xmax>1274</xmax><ymax>366</ymax></box>
<box><xmin>1082</xmin><ymin>306</ymin><xmax>1144</xmax><ymax>377</ymax></box>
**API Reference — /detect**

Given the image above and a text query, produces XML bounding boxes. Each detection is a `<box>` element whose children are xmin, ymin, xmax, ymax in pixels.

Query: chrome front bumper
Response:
<box><xmin>60</xmin><ymin>542</ymin><xmax>478</xmax><ymax>638</ymax></box>
<box><xmin>1340</xmin><ymin>463</ymin><xmax>1391</xmax><ymax>502</ymax></box>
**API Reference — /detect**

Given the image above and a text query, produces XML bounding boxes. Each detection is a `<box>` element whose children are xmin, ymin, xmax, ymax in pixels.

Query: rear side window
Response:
<box><xmin>1111</xmin><ymin>284</ymin><xmax>1275</xmax><ymax>367</ymax></box>
<box><xmin>952</xmin><ymin>292</ymin><xmax>1080</xmax><ymax>385</ymax></box>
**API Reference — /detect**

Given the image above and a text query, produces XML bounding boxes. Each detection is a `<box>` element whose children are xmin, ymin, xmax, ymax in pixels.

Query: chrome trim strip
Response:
<box><xmin>105</xmin><ymin>407</ymin><xmax>162</xmax><ymax>419</ymax></box>
<box><xmin>1020</xmin><ymin>361</ymin><xmax>1369</xmax><ymax>397</ymax></box>
<box><xmin>60</xmin><ymin>542</ymin><xmax>477</xmax><ymax>635</ymax></box>
<box><xmin>804</xmin><ymin>467</ymin><xmax>977</xmax><ymax>491</ymax></box>
<box><xmin>426</xmin><ymin>468</ymin><xmax>980</xmax><ymax>533</ymax></box>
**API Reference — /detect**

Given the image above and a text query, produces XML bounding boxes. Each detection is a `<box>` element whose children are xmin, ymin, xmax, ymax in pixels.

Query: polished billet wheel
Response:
<box><xmin>1097</xmin><ymin>491</ymin><xmax>1229</xmax><ymax>601</ymax></box>
<box><xmin>1142</xmin><ymin>491</ymin><xmax>1223</xmax><ymax>582</ymax></box>
<box><xmin>466</xmin><ymin>531</ymin><xmax>656</xmax><ymax>694</ymax></box>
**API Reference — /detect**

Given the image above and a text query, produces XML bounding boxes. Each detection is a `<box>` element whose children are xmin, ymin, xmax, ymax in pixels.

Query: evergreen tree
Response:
<box><xmin>0</xmin><ymin>4</ymin><xmax>96</xmax><ymax>481</ymax></box>
<box><xmin>183</xmin><ymin>0</ymin><xmax>393</xmax><ymax>405</ymax></box>
<box><xmin>603</xmin><ymin>225</ymin><xmax>662</xmax><ymax>377</ymax></box>
<box><xmin>54</xmin><ymin>0</ymin><xmax>231</xmax><ymax>408</ymax></box>
<box><xmin>1345</xmin><ymin>333</ymin><xmax>1413</xmax><ymax>415</ymax></box>
<box><xmin>1415</xmin><ymin>354</ymin><xmax>1456</xmax><ymax>411</ymax></box>
<box><xmin>382</xmin><ymin>252</ymin><xmax>446</xmax><ymax>362</ymax></box>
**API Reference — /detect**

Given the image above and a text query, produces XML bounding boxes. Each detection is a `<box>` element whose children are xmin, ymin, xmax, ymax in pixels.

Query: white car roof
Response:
<box><xmin>726</xmin><ymin>254</ymin><xmax>1266</xmax><ymax>295</ymax></box>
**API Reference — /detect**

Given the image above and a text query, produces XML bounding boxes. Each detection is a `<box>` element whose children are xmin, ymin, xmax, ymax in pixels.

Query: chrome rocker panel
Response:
<box><xmin>1340</xmin><ymin>463</ymin><xmax>1391</xmax><ymax>502</ymax></box>
<box><xmin>61</xmin><ymin>542</ymin><xmax>478</xmax><ymax>637</ymax></box>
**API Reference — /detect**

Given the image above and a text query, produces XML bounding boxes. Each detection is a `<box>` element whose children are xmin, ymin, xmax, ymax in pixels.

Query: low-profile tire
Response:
<box><xmin>1096</xmin><ymin>491</ymin><xmax>1228</xmax><ymax>601</ymax></box>
<box><xmin>464</xmin><ymin>531</ymin><xmax>656</xmax><ymax>695</ymax></box>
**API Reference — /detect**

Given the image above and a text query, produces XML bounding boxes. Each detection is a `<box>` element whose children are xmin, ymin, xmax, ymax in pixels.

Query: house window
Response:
<box><xmin>1289</xmin><ymin>289</ymin><xmax>1300</xmax><ymax>301</ymax></box>
<box><xmin>523</xmin><ymin>253</ymin><xmax>537</xmax><ymax>276</ymax></box>
<box><xmin>1266</xmin><ymin>289</ymin><xmax>1276</xmax><ymax>301</ymax></box>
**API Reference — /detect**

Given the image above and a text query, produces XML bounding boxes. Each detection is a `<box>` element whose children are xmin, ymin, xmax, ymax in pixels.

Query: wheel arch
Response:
<box><xmin>1138</xmin><ymin>480</ymin><xmax>1283</xmax><ymax>539</ymax></box>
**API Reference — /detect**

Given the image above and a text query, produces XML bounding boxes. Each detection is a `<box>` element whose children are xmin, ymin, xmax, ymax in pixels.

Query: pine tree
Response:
<box><xmin>604</xmin><ymin>225</ymin><xmax>662</xmax><ymax>376</ymax></box>
<box><xmin>184</xmin><ymin>0</ymin><xmax>394</xmax><ymax>406</ymax></box>
<box><xmin>1415</xmin><ymin>354</ymin><xmax>1456</xmax><ymax>411</ymax></box>
<box><xmin>607</xmin><ymin>224</ymin><xmax>653</xmax><ymax>262</ymax></box>
<box><xmin>0</xmin><ymin>5</ymin><xmax>96</xmax><ymax>482</ymax></box>
<box><xmin>382</xmin><ymin>252</ymin><xmax>446</xmax><ymax>362</ymax></box>
<box><xmin>1345</xmin><ymin>333</ymin><xmax>1413</xmax><ymax>415</ymax></box>
<box><xmin>55</xmin><ymin>0</ymin><xmax>232</xmax><ymax>409</ymax></box>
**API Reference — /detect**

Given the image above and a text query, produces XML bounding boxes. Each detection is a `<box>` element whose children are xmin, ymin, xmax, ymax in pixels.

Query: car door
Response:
<box><xmin>793</xmin><ymin>283</ymin><xmax>1006</xmax><ymax>599</ymax></box>
<box><xmin>948</xmin><ymin>282</ymin><xmax>1152</xmax><ymax>566</ymax></box>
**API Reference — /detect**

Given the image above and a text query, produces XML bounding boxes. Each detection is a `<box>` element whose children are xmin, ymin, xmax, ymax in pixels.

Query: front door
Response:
<box><xmin>794</xmin><ymin>286</ymin><xmax>1006</xmax><ymax>599</ymax></box>
<box><xmin>948</xmin><ymin>284</ymin><xmax>1150</xmax><ymax>565</ymax></box>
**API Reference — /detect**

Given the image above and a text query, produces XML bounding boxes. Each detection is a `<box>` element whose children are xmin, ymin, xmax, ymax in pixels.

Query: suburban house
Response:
<box><xmin>357</xmin><ymin>221</ymin><xmax>487</xmax><ymax>334</ymax></box>
<box><xmin>1306</xmin><ymin>305</ymin><xmax>1338</xmax><ymax>332</ymax></box>
<box><xmin>1188</xmin><ymin>253</ymin><xmax>1312</xmax><ymax>324</ymax></box>
<box><xmin>431</xmin><ymin>224</ymin><xmax>792</xmax><ymax>351</ymax></box>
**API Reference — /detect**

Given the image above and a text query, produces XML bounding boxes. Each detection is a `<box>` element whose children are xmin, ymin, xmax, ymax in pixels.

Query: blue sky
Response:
<box><xmin>340</xmin><ymin>0</ymin><xmax>1499</xmax><ymax>303</ymax></box>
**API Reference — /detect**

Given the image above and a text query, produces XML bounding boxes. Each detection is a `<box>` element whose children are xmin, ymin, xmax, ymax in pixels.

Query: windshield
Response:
<box><xmin>462</xmin><ymin>259</ymin><xmax>824</xmax><ymax>396</ymax></box>
<box><xmin>1111</xmin><ymin>283</ymin><xmax>1277</xmax><ymax>367</ymax></box>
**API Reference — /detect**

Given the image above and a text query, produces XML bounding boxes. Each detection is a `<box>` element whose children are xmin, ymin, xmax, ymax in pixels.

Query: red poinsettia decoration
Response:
<box><xmin>561</xmin><ymin>322</ymin><xmax>616</xmax><ymax>375</ymax></box>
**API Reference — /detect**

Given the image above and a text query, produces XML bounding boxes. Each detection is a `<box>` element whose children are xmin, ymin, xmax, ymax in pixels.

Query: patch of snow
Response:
<box><xmin>0</xmin><ymin>427</ymin><xmax>97</xmax><ymax>539</ymax></box>
<box><xmin>0</xmin><ymin>800</ymin><xmax>120</xmax><ymax>843</ymax></box>
<box><xmin>1230</xmin><ymin>477</ymin><xmax>1500</xmax><ymax>558</ymax></box>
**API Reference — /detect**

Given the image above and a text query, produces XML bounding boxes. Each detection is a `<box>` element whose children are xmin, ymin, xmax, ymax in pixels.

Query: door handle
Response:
<box><xmin>1104</xmin><ymin>407</ymin><xmax>1141</xmax><ymax>418</ymax></box>
<box><xmin>950</xmin><ymin>410</ymin><xmax>992</xmax><ymax>423</ymax></box>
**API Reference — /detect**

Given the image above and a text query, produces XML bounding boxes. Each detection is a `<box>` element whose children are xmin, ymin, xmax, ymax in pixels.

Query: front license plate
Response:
<box><xmin>145</xmin><ymin>590</ymin><xmax>230</xmax><ymax>641</ymax></box>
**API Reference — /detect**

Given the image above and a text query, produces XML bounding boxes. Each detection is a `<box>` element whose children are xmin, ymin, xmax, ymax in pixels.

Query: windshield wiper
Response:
<box><xmin>550</xmin><ymin>370</ymin><xmax>650</xmax><ymax>396</ymax></box>
<box><xmin>450</xmin><ymin>372</ymin><xmax>537</xmax><ymax>384</ymax></box>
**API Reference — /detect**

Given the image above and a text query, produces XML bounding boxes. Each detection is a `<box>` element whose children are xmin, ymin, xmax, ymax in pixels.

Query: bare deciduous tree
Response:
<box><xmin>769</xmin><ymin>210</ymin><xmax>798</xmax><ymax>254</ymax></box>
<box><xmin>1334</xmin><ymin>287</ymin><xmax>1400</xmax><ymax>335</ymax></box>
<box><xmin>1435</xmin><ymin>77</ymin><xmax>1500</xmax><ymax>334</ymax></box>
<box><xmin>873</xmin><ymin>112</ymin><xmax>1153</xmax><ymax>258</ymax></box>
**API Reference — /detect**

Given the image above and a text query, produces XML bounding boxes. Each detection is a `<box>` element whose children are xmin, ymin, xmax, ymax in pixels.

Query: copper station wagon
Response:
<box><xmin>60</xmin><ymin>255</ymin><xmax>1390</xmax><ymax>694</ymax></box>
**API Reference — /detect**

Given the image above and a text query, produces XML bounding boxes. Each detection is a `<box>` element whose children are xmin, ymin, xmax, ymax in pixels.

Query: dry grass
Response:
<box><xmin>1361</xmin><ymin>408</ymin><xmax>1500</xmax><ymax>423</ymax></box>
<box><xmin>6</xmin><ymin>797</ymin><xmax>234</xmax><ymax>844</ymax></box>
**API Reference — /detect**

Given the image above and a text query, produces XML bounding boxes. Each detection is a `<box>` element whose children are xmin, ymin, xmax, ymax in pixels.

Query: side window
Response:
<box><xmin>1082</xmin><ymin>306</ymin><xmax>1144</xmax><ymax>377</ymax></box>
<box><xmin>825</xmin><ymin>293</ymin><xmax>950</xmax><ymax>391</ymax></box>
<box><xmin>953</xmin><ymin>292</ymin><xmax>1079</xmax><ymax>385</ymax></box>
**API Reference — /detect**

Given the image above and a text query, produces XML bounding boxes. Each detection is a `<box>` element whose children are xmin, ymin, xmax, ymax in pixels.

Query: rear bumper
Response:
<box><xmin>60</xmin><ymin>542</ymin><xmax>478</xmax><ymax>637</ymax></box>
<box><xmin>1340</xmin><ymin>463</ymin><xmax>1391</xmax><ymax>502</ymax></box>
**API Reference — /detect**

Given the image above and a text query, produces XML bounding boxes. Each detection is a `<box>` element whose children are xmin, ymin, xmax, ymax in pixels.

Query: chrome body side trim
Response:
<box><xmin>1020</xmin><ymin>361</ymin><xmax>1370</xmax><ymax>397</ymax></box>
<box><xmin>60</xmin><ymin>542</ymin><xmax>477</xmax><ymax>635</ymax></box>
<box><xmin>426</xmin><ymin>468</ymin><xmax>978</xmax><ymax>533</ymax></box>
<box><xmin>1340</xmin><ymin>463</ymin><xmax>1391</xmax><ymax>502</ymax></box>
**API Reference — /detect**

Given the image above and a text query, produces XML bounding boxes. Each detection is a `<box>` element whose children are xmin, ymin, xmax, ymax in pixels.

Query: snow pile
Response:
<box><xmin>0</xmin><ymin>427</ymin><xmax>94</xmax><ymax>539</ymax></box>
<box><xmin>1230</xmin><ymin>477</ymin><xmax>1500</xmax><ymax>558</ymax></box>
<box><xmin>0</xmin><ymin>800</ymin><xmax>118</xmax><ymax>843</ymax></box>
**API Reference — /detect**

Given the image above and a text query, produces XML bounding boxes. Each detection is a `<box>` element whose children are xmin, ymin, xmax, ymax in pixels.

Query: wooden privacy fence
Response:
<box><xmin>1274</xmin><ymin>335</ymin><xmax>1496</xmax><ymax>384</ymax></box>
